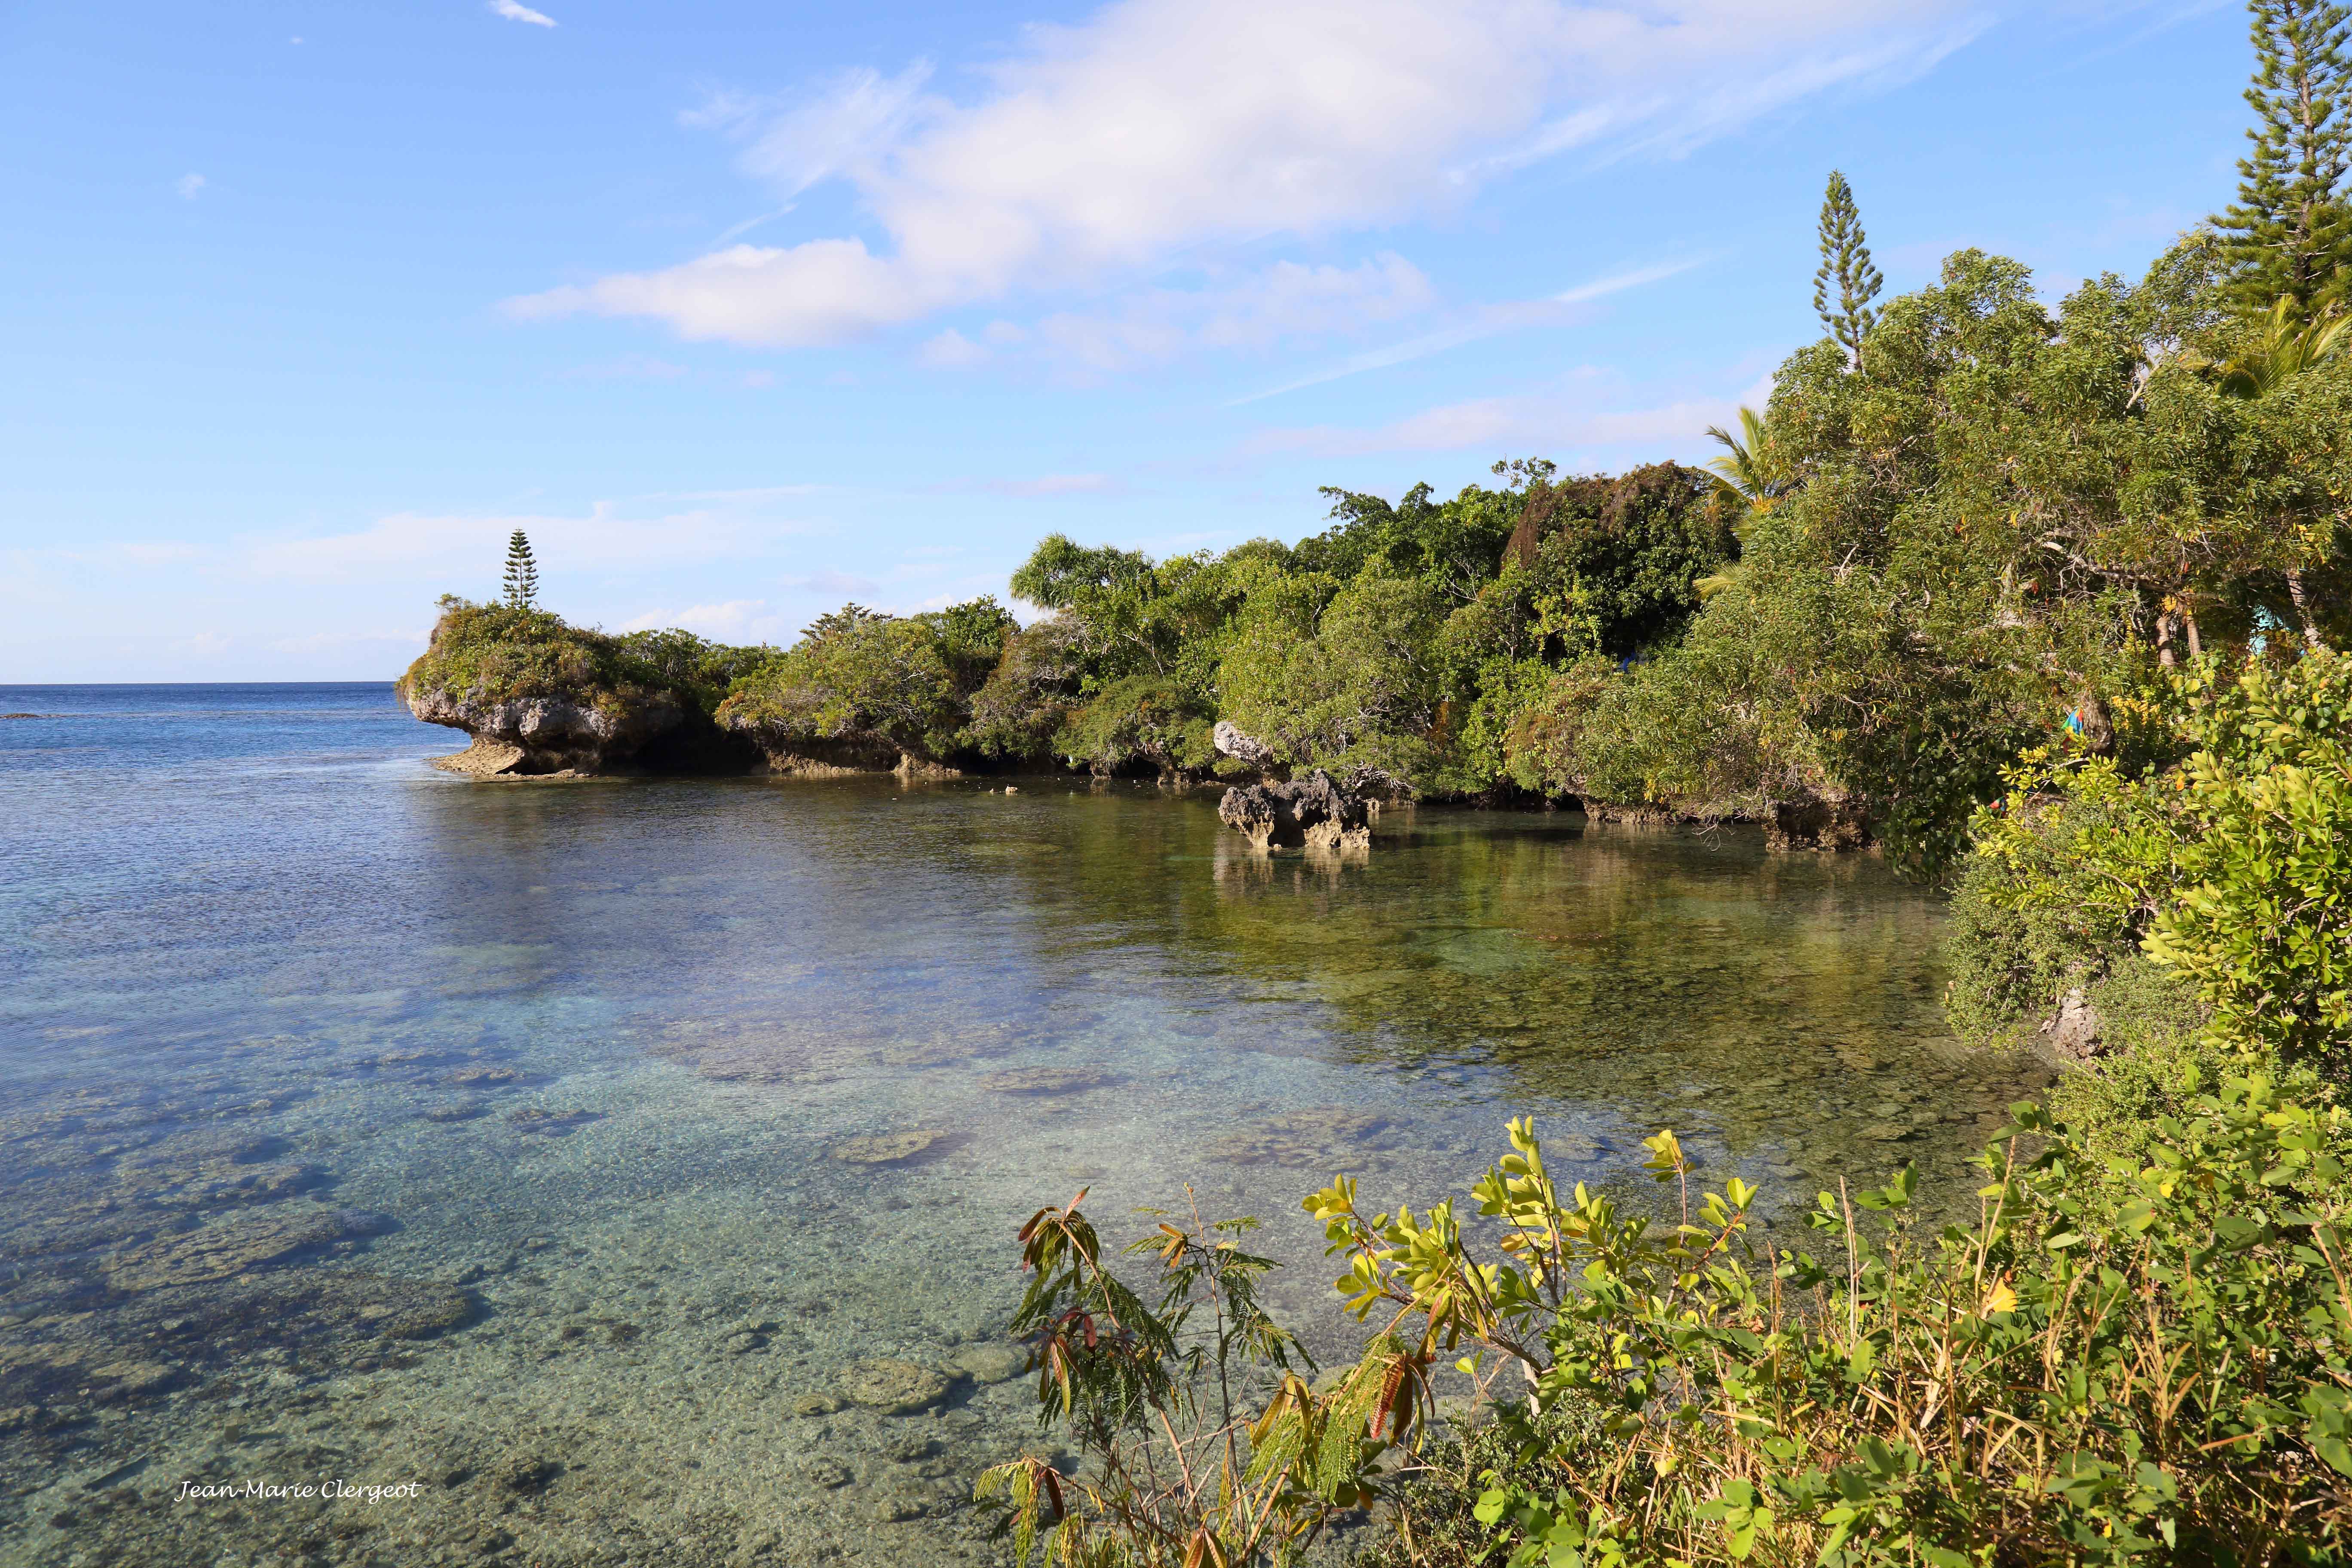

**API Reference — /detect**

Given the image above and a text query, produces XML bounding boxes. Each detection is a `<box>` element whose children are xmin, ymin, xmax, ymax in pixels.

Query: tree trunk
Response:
<box><xmin>2185</xmin><ymin>608</ymin><xmax>2203</xmax><ymax>662</ymax></box>
<box><xmin>2286</xmin><ymin>569</ymin><xmax>2326</xmax><ymax>650</ymax></box>
<box><xmin>2156</xmin><ymin>607</ymin><xmax>2177</xmax><ymax>669</ymax></box>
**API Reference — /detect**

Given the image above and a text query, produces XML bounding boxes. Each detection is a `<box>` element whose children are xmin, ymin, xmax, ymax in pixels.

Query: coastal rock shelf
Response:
<box><xmin>1216</xmin><ymin>769</ymin><xmax>1375</xmax><ymax>852</ymax></box>
<box><xmin>406</xmin><ymin>688</ymin><xmax>695</xmax><ymax>777</ymax></box>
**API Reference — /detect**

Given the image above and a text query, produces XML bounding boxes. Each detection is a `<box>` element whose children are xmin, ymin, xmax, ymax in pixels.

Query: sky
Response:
<box><xmin>0</xmin><ymin>0</ymin><xmax>2261</xmax><ymax>681</ymax></box>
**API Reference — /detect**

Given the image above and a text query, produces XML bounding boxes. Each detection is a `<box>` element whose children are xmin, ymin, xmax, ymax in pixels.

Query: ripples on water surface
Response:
<box><xmin>0</xmin><ymin>684</ymin><xmax>2049</xmax><ymax>1567</ymax></box>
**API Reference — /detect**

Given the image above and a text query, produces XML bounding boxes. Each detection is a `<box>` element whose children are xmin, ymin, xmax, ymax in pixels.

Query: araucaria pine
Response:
<box><xmin>502</xmin><ymin>530</ymin><xmax>539</xmax><ymax>610</ymax></box>
<box><xmin>1813</xmin><ymin>170</ymin><xmax>1883</xmax><ymax>368</ymax></box>
<box><xmin>2214</xmin><ymin>0</ymin><xmax>2352</xmax><ymax>312</ymax></box>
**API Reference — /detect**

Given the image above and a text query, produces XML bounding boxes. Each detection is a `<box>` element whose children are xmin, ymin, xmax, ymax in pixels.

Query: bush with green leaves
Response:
<box><xmin>398</xmin><ymin>597</ymin><xmax>772</xmax><ymax>720</ymax></box>
<box><xmin>980</xmin><ymin>1083</ymin><xmax>2352</xmax><ymax>1567</ymax></box>
<box><xmin>1323</xmin><ymin>1085</ymin><xmax>2352</xmax><ymax>1566</ymax></box>
<box><xmin>714</xmin><ymin>597</ymin><xmax>1016</xmax><ymax>765</ymax></box>
<box><xmin>1948</xmin><ymin>650</ymin><xmax>2352</xmax><ymax>1065</ymax></box>
<box><xmin>1051</xmin><ymin>674</ymin><xmax>1221</xmax><ymax>779</ymax></box>
<box><xmin>976</xmin><ymin>1191</ymin><xmax>1413</xmax><ymax>1568</ymax></box>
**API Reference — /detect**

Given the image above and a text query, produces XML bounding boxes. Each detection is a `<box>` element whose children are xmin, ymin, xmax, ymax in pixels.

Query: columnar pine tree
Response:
<box><xmin>1813</xmin><ymin>170</ymin><xmax>1883</xmax><ymax>369</ymax></box>
<box><xmin>2215</xmin><ymin>0</ymin><xmax>2352</xmax><ymax>313</ymax></box>
<box><xmin>502</xmin><ymin>530</ymin><xmax>539</xmax><ymax>610</ymax></box>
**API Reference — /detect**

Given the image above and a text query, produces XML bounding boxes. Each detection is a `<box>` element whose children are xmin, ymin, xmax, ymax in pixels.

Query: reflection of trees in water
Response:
<box><xmin>954</xmin><ymin>788</ymin><xmax>2049</xmax><ymax>1205</ymax></box>
<box><xmin>407</xmin><ymin>778</ymin><xmax>2049</xmax><ymax>1214</ymax></box>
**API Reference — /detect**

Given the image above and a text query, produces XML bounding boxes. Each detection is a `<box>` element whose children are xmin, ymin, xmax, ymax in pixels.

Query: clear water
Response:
<box><xmin>0</xmin><ymin>685</ymin><xmax>2049</xmax><ymax>1568</ymax></box>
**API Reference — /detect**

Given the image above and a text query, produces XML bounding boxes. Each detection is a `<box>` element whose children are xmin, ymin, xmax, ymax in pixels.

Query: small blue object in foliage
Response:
<box><xmin>2065</xmin><ymin>710</ymin><xmax>2083</xmax><ymax>735</ymax></box>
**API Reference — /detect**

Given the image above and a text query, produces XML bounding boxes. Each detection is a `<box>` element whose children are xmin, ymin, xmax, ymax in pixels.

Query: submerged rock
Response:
<box><xmin>101</xmin><ymin>1205</ymin><xmax>394</xmax><ymax>1292</ymax></box>
<box><xmin>954</xmin><ymin>1343</ymin><xmax>1028</xmax><ymax>1384</ymax></box>
<box><xmin>839</xmin><ymin>1358</ymin><xmax>952</xmax><ymax>1414</ymax></box>
<box><xmin>1217</xmin><ymin>769</ymin><xmax>1373</xmax><ymax>852</ymax></box>
<box><xmin>980</xmin><ymin>1067</ymin><xmax>1106</xmax><ymax>1096</ymax></box>
<box><xmin>830</xmin><ymin>1129</ymin><xmax>948</xmax><ymax>1164</ymax></box>
<box><xmin>1208</xmin><ymin>1108</ymin><xmax>1390</xmax><ymax>1167</ymax></box>
<box><xmin>506</xmin><ymin>1108</ymin><xmax>603</xmax><ymax>1136</ymax></box>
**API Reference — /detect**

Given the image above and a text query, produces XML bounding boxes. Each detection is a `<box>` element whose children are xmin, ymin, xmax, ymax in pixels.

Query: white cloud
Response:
<box><xmin>175</xmin><ymin>173</ymin><xmax>206</xmax><ymax>200</ymax></box>
<box><xmin>510</xmin><ymin>0</ymin><xmax>1981</xmax><ymax>349</ymax></box>
<box><xmin>619</xmin><ymin>600</ymin><xmax>783</xmax><ymax>639</ymax></box>
<box><xmin>490</xmin><ymin>0</ymin><xmax>557</xmax><ymax>26</ymax></box>
<box><xmin>1029</xmin><ymin>254</ymin><xmax>1434</xmax><ymax>373</ymax></box>
<box><xmin>1252</xmin><ymin>368</ymin><xmax>1776</xmax><ymax>457</ymax></box>
<box><xmin>919</xmin><ymin>328</ymin><xmax>989</xmax><ymax>368</ymax></box>
<box><xmin>685</xmin><ymin>64</ymin><xmax>937</xmax><ymax>199</ymax></box>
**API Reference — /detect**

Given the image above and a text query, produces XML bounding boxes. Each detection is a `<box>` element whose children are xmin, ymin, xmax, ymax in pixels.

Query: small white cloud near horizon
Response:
<box><xmin>508</xmin><ymin>0</ymin><xmax>1983</xmax><ymax>353</ymax></box>
<box><xmin>620</xmin><ymin>600</ymin><xmax>780</xmax><ymax>639</ymax></box>
<box><xmin>175</xmin><ymin>173</ymin><xmax>206</xmax><ymax>200</ymax></box>
<box><xmin>489</xmin><ymin>0</ymin><xmax>557</xmax><ymax>27</ymax></box>
<box><xmin>1250</xmin><ymin>368</ymin><xmax>1776</xmax><ymax>459</ymax></box>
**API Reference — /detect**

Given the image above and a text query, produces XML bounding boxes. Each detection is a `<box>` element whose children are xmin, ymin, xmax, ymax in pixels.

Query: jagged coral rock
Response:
<box><xmin>1212</xmin><ymin>720</ymin><xmax>1278</xmax><ymax>769</ymax></box>
<box><xmin>1216</xmin><ymin>769</ymin><xmax>1373</xmax><ymax>852</ymax></box>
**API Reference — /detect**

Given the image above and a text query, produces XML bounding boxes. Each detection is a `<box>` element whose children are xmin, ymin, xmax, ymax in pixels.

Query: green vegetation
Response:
<box><xmin>2214</xmin><ymin>0</ymin><xmax>2351</xmax><ymax>313</ymax></box>
<box><xmin>1813</xmin><ymin>170</ymin><xmax>1884</xmax><ymax>367</ymax></box>
<box><xmin>396</xmin><ymin>597</ymin><xmax>778</xmax><ymax>720</ymax></box>
<box><xmin>975</xmin><ymin>646</ymin><xmax>2352</xmax><ymax>1567</ymax></box>
<box><xmin>966</xmin><ymin>10</ymin><xmax>2352</xmax><ymax>1562</ymax></box>
<box><xmin>715</xmin><ymin>599</ymin><xmax>1017</xmax><ymax>766</ymax></box>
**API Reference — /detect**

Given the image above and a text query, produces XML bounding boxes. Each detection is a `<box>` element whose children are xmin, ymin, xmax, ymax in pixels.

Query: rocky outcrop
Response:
<box><xmin>406</xmin><ymin>686</ymin><xmax>716</xmax><ymax>776</ymax></box>
<box><xmin>1764</xmin><ymin>790</ymin><xmax>1873</xmax><ymax>851</ymax></box>
<box><xmin>1213</xmin><ymin>720</ymin><xmax>1280</xmax><ymax>771</ymax></box>
<box><xmin>2042</xmin><ymin>986</ymin><xmax>2104</xmax><ymax>1060</ymax></box>
<box><xmin>1217</xmin><ymin>769</ymin><xmax>1373</xmax><ymax>852</ymax></box>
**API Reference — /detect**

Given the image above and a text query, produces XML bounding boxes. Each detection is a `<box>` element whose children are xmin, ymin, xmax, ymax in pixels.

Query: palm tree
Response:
<box><xmin>2217</xmin><ymin>296</ymin><xmax>2350</xmax><ymax>398</ymax></box>
<box><xmin>1694</xmin><ymin>407</ymin><xmax>1784</xmax><ymax>600</ymax></box>
<box><xmin>2216</xmin><ymin>298</ymin><xmax>2347</xmax><ymax>647</ymax></box>
<box><xmin>1703</xmin><ymin>406</ymin><xmax>1785</xmax><ymax>510</ymax></box>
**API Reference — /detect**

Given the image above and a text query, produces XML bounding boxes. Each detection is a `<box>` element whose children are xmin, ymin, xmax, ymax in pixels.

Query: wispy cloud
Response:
<box><xmin>681</xmin><ymin>64</ymin><xmax>936</xmax><ymax>199</ymax></box>
<box><xmin>1551</xmin><ymin>257</ymin><xmax>1708</xmax><ymax>306</ymax></box>
<box><xmin>1249</xmin><ymin>368</ymin><xmax>1775</xmax><ymax>458</ymax></box>
<box><xmin>489</xmin><ymin>0</ymin><xmax>557</xmax><ymax>27</ymax></box>
<box><xmin>979</xmin><ymin>474</ymin><xmax>1115</xmax><ymax>497</ymax></box>
<box><xmin>1226</xmin><ymin>256</ymin><xmax>1708</xmax><ymax>405</ymax></box>
<box><xmin>712</xmin><ymin>207</ymin><xmax>797</xmax><ymax>246</ymax></box>
<box><xmin>509</xmin><ymin>0</ymin><xmax>1984</xmax><ymax>352</ymax></box>
<box><xmin>175</xmin><ymin>173</ymin><xmax>206</xmax><ymax>200</ymax></box>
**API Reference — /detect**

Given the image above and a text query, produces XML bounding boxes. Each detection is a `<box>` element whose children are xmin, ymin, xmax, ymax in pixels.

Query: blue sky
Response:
<box><xmin>2</xmin><ymin>0</ymin><xmax>2256</xmax><ymax>680</ymax></box>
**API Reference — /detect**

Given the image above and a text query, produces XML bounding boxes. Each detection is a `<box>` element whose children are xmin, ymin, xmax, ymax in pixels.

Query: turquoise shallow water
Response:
<box><xmin>0</xmin><ymin>685</ymin><xmax>2049</xmax><ymax>1568</ymax></box>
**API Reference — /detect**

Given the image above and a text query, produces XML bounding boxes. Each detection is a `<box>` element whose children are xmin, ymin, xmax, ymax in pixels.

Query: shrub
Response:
<box><xmin>1335</xmin><ymin>1087</ymin><xmax>2352</xmax><ymax>1566</ymax></box>
<box><xmin>1052</xmin><ymin>674</ymin><xmax>1219</xmax><ymax>778</ymax></box>
<box><xmin>981</xmin><ymin>1084</ymin><xmax>2352</xmax><ymax>1567</ymax></box>
<box><xmin>1949</xmin><ymin>651</ymin><xmax>2352</xmax><ymax>1064</ymax></box>
<box><xmin>397</xmin><ymin>599</ymin><xmax>763</xmax><ymax>718</ymax></box>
